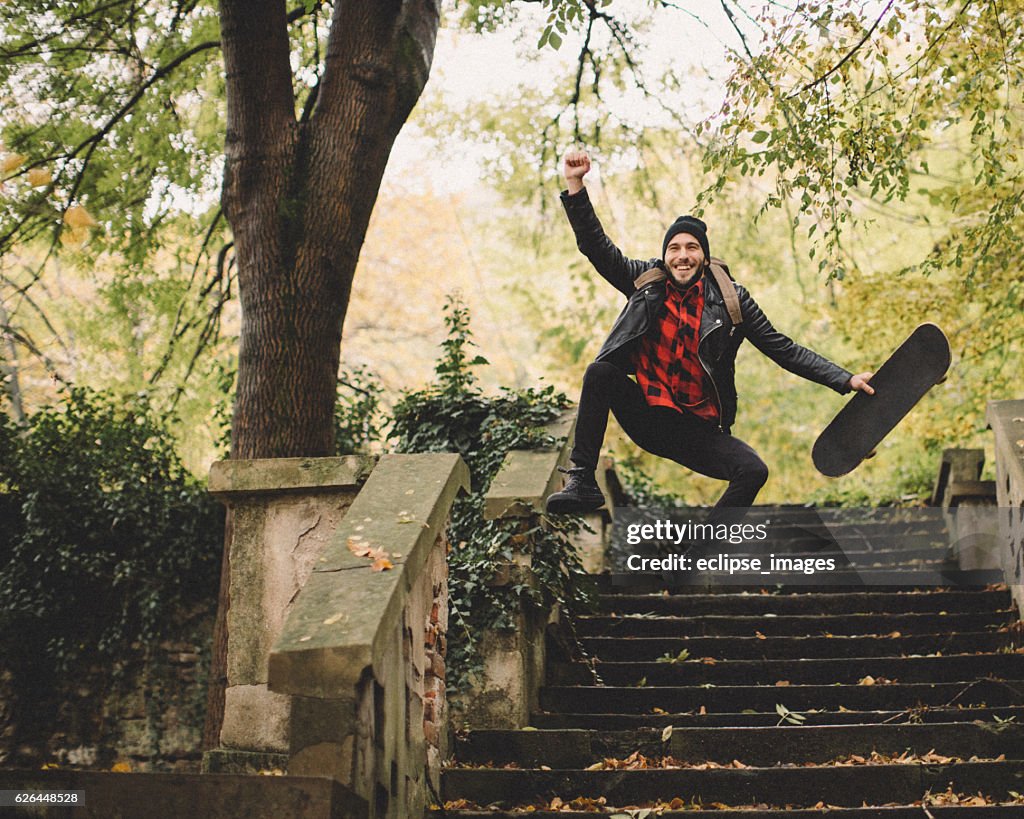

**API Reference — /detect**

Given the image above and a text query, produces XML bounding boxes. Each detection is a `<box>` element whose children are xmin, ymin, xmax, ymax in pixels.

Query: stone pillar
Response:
<box><xmin>986</xmin><ymin>400</ymin><xmax>1024</xmax><ymax>614</ymax></box>
<box><xmin>935</xmin><ymin>449</ymin><xmax>999</xmax><ymax>571</ymax></box>
<box><xmin>204</xmin><ymin>456</ymin><xmax>373</xmax><ymax>770</ymax></box>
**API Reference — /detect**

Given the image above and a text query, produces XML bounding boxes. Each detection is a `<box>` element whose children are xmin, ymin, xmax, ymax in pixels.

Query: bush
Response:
<box><xmin>389</xmin><ymin>297</ymin><xmax>593</xmax><ymax>693</ymax></box>
<box><xmin>334</xmin><ymin>365</ymin><xmax>385</xmax><ymax>455</ymax></box>
<box><xmin>0</xmin><ymin>388</ymin><xmax>222</xmax><ymax>704</ymax></box>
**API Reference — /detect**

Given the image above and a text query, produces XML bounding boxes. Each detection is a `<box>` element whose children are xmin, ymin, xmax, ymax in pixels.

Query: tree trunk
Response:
<box><xmin>203</xmin><ymin>0</ymin><xmax>440</xmax><ymax>749</ymax></box>
<box><xmin>223</xmin><ymin>0</ymin><xmax>439</xmax><ymax>460</ymax></box>
<box><xmin>0</xmin><ymin>300</ymin><xmax>26</xmax><ymax>424</ymax></box>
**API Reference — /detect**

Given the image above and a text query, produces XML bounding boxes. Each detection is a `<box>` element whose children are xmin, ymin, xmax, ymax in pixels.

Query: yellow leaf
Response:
<box><xmin>64</xmin><ymin>204</ymin><xmax>98</xmax><ymax>228</ymax></box>
<box><xmin>859</xmin><ymin>676</ymin><xmax>876</xmax><ymax>686</ymax></box>
<box><xmin>371</xmin><ymin>557</ymin><xmax>393</xmax><ymax>572</ymax></box>
<box><xmin>60</xmin><ymin>226</ymin><xmax>92</xmax><ymax>248</ymax></box>
<box><xmin>26</xmin><ymin>167</ymin><xmax>52</xmax><ymax>187</ymax></box>
<box><xmin>1</xmin><ymin>153</ymin><xmax>26</xmax><ymax>174</ymax></box>
<box><xmin>111</xmin><ymin>761</ymin><xmax>131</xmax><ymax>773</ymax></box>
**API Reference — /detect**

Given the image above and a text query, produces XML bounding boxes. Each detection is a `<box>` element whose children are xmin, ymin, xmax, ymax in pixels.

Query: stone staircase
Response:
<box><xmin>436</xmin><ymin>506</ymin><xmax>1024</xmax><ymax>816</ymax></box>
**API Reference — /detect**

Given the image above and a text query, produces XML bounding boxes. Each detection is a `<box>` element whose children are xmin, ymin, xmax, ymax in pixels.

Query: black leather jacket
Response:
<box><xmin>562</xmin><ymin>188</ymin><xmax>853</xmax><ymax>433</ymax></box>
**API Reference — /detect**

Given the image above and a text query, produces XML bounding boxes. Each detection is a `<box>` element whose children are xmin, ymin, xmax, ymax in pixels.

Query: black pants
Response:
<box><xmin>571</xmin><ymin>361</ymin><xmax>768</xmax><ymax>524</ymax></box>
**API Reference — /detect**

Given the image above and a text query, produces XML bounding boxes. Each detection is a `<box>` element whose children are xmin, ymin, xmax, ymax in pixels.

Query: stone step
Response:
<box><xmin>531</xmin><ymin>705</ymin><xmax>1024</xmax><ymax>729</ymax></box>
<box><xmin>538</xmin><ymin>679</ymin><xmax>1024</xmax><ymax>714</ymax></box>
<box><xmin>549</xmin><ymin>653</ymin><xmax>1024</xmax><ymax>687</ymax></box>
<box><xmin>608</xmin><ymin>535</ymin><xmax>952</xmax><ymax>561</ymax></box>
<box><xmin>574</xmin><ymin>610</ymin><xmax>1013</xmax><ymax>637</ymax></box>
<box><xmin>598</xmin><ymin>589</ymin><xmax>1012</xmax><ymax>614</ymax></box>
<box><xmin>607</xmin><ymin>570</ymin><xmax>1005</xmax><ymax>591</ymax></box>
<box><xmin>643</xmin><ymin>505</ymin><xmax>949</xmax><ymax>524</ymax></box>
<box><xmin>438</xmin><ymin>810</ymin><xmax>1024</xmax><ymax>814</ymax></box>
<box><xmin>440</xmin><ymin>760</ymin><xmax>1024</xmax><ymax>809</ymax></box>
<box><xmin>611</xmin><ymin>532</ymin><xmax>951</xmax><ymax>553</ymax></box>
<box><xmin>455</xmin><ymin>722</ymin><xmax>1024</xmax><ymax>768</ymax></box>
<box><xmin>577</xmin><ymin>631</ymin><xmax>1011</xmax><ymax>661</ymax></box>
<box><xmin>435</xmin><ymin>807</ymin><xmax>1024</xmax><ymax>818</ymax></box>
<box><xmin>764</xmin><ymin>545</ymin><xmax>952</xmax><ymax>560</ymax></box>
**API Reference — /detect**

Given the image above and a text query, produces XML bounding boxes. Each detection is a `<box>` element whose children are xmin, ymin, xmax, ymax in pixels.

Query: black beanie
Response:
<box><xmin>662</xmin><ymin>215</ymin><xmax>710</xmax><ymax>263</ymax></box>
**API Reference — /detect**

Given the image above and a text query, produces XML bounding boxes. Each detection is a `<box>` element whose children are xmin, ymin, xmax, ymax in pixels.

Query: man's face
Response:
<box><xmin>664</xmin><ymin>232</ymin><xmax>705</xmax><ymax>287</ymax></box>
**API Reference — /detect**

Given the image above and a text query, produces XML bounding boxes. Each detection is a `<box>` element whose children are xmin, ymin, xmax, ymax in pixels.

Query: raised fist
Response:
<box><xmin>563</xmin><ymin>150</ymin><xmax>591</xmax><ymax>182</ymax></box>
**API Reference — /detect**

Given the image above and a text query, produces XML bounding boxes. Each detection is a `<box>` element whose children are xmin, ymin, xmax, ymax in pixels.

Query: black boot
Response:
<box><xmin>545</xmin><ymin>466</ymin><xmax>605</xmax><ymax>514</ymax></box>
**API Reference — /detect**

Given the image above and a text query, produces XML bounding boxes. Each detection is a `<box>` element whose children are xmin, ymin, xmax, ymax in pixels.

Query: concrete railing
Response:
<box><xmin>206</xmin><ymin>453</ymin><xmax>469</xmax><ymax>819</ymax></box>
<box><xmin>987</xmin><ymin>399</ymin><xmax>1024</xmax><ymax>613</ymax></box>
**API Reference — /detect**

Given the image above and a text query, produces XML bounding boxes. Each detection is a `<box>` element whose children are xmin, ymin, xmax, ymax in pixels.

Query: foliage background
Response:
<box><xmin>1</xmin><ymin>0</ymin><xmax>1021</xmax><ymax>502</ymax></box>
<box><xmin>0</xmin><ymin>387</ymin><xmax>222</xmax><ymax>742</ymax></box>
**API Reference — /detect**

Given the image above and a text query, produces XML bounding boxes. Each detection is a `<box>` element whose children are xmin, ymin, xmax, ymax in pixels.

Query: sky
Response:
<box><xmin>385</xmin><ymin>1</ymin><xmax>754</xmax><ymax>192</ymax></box>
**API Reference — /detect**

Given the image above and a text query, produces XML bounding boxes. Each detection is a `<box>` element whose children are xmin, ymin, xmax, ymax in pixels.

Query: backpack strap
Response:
<box><xmin>633</xmin><ymin>258</ymin><xmax>744</xmax><ymax>326</ymax></box>
<box><xmin>633</xmin><ymin>266</ymin><xmax>667</xmax><ymax>289</ymax></box>
<box><xmin>708</xmin><ymin>257</ymin><xmax>743</xmax><ymax>326</ymax></box>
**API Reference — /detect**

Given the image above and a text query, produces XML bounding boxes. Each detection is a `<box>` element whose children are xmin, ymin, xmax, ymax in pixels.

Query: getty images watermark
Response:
<box><xmin>608</xmin><ymin>507</ymin><xmax>1010</xmax><ymax>587</ymax></box>
<box><xmin>621</xmin><ymin>518</ymin><xmax>838</xmax><ymax>576</ymax></box>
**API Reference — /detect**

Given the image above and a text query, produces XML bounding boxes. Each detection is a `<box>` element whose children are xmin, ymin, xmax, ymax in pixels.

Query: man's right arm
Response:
<box><xmin>560</xmin><ymin>151</ymin><xmax>652</xmax><ymax>297</ymax></box>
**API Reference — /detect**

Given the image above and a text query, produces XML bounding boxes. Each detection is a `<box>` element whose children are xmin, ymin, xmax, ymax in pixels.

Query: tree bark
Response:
<box><xmin>0</xmin><ymin>300</ymin><xmax>26</xmax><ymax>424</ymax></box>
<box><xmin>203</xmin><ymin>0</ymin><xmax>440</xmax><ymax>749</ymax></box>
<box><xmin>223</xmin><ymin>0</ymin><xmax>440</xmax><ymax>460</ymax></box>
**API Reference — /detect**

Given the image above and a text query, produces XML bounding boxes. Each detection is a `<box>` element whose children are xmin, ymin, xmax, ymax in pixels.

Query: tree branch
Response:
<box><xmin>789</xmin><ymin>0</ymin><xmax>895</xmax><ymax>98</ymax></box>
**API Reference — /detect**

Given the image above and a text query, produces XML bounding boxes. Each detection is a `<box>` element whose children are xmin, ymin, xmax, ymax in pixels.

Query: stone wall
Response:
<box><xmin>0</xmin><ymin>603</ymin><xmax>213</xmax><ymax>773</ymax></box>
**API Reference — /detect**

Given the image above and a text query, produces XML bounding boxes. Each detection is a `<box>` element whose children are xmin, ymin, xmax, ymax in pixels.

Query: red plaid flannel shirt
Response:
<box><xmin>633</xmin><ymin>276</ymin><xmax>719</xmax><ymax>421</ymax></box>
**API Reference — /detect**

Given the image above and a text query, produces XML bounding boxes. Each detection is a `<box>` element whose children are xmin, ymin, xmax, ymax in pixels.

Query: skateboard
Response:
<box><xmin>812</xmin><ymin>323</ymin><xmax>951</xmax><ymax>477</ymax></box>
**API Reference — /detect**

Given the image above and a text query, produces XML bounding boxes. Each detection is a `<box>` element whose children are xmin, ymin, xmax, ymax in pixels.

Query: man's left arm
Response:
<box><xmin>738</xmin><ymin>285</ymin><xmax>873</xmax><ymax>394</ymax></box>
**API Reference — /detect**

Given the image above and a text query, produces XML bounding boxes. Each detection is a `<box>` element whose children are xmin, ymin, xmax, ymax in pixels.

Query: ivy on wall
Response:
<box><xmin>389</xmin><ymin>297</ymin><xmax>594</xmax><ymax>693</ymax></box>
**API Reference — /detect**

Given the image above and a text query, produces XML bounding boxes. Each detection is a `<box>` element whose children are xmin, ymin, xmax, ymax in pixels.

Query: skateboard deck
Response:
<box><xmin>812</xmin><ymin>323</ymin><xmax>951</xmax><ymax>477</ymax></box>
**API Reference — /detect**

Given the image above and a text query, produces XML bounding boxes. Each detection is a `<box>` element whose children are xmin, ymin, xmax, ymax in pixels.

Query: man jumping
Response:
<box><xmin>546</xmin><ymin>150</ymin><xmax>873</xmax><ymax>521</ymax></box>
